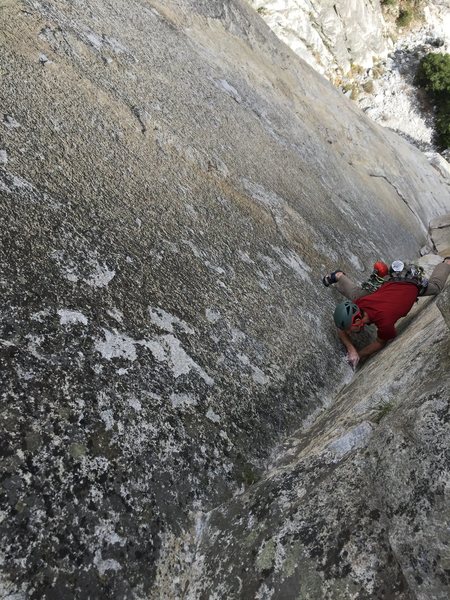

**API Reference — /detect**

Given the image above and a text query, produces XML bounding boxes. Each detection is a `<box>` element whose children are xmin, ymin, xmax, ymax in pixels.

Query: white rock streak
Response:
<box><xmin>95</xmin><ymin>329</ymin><xmax>137</xmax><ymax>361</ymax></box>
<box><xmin>95</xmin><ymin>328</ymin><xmax>214</xmax><ymax>386</ymax></box>
<box><xmin>57</xmin><ymin>309</ymin><xmax>88</xmax><ymax>326</ymax></box>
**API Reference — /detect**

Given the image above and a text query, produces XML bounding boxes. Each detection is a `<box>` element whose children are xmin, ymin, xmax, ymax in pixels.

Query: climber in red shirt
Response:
<box><xmin>323</xmin><ymin>257</ymin><xmax>450</xmax><ymax>367</ymax></box>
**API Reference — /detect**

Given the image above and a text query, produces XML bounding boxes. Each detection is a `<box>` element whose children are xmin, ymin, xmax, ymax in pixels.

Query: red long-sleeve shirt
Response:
<box><xmin>355</xmin><ymin>281</ymin><xmax>419</xmax><ymax>341</ymax></box>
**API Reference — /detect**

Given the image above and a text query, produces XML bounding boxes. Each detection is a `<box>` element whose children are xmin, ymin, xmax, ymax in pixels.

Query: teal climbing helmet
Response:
<box><xmin>333</xmin><ymin>300</ymin><xmax>361</xmax><ymax>330</ymax></box>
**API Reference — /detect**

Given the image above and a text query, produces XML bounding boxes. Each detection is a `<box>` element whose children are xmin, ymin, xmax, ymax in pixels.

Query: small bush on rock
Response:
<box><xmin>415</xmin><ymin>53</ymin><xmax>450</xmax><ymax>149</ymax></box>
<box><xmin>396</xmin><ymin>8</ymin><xmax>413</xmax><ymax>27</ymax></box>
<box><xmin>415</xmin><ymin>53</ymin><xmax>450</xmax><ymax>93</ymax></box>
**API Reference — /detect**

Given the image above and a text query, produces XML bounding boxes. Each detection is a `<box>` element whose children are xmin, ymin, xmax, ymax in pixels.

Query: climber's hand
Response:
<box><xmin>347</xmin><ymin>348</ymin><xmax>360</xmax><ymax>368</ymax></box>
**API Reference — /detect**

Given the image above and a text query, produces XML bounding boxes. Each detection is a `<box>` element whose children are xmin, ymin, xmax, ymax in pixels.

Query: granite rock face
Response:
<box><xmin>180</xmin><ymin>305</ymin><xmax>450</xmax><ymax>600</ymax></box>
<box><xmin>248</xmin><ymin>0</ymin><xmax>391</xmax><ymax>75</ymax></box>
<box><xmin>430</xmin><ymin>213</ymin><xmax>450</xmax><ymax>258</ymax></box>
<box><xmin>1</xmin><ymin>1</ymin><xmax>450</xmax><ymax>598</ymax></box>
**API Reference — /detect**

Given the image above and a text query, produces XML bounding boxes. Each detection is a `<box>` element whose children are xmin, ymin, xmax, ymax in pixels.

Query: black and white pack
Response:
<box><xmin>387</xmin><ymin>261</ymin><xmax>428</xmax><ymax>294</ymax></box>
<box><xmin>361</xmin><ymin>261</ymin><xmax>429</xmax><ymax>295</ymax></box>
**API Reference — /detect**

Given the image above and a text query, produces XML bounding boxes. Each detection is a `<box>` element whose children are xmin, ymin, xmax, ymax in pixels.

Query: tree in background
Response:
<box><xmin>415</xmin><ymin>53</ymin><xmax>450</xmax><ymax>150</ymax></box>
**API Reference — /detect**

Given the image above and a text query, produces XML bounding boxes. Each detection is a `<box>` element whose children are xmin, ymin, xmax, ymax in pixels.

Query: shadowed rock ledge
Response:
<box><xmin>1</xmin><ymin>1</ymin><xmax>450</xmax><ymax>598</ymax></box>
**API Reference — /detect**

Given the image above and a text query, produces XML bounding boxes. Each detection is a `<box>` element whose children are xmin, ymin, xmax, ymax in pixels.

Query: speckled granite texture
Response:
<box><xmin>1</xmin><ymin>1</ymin><xmax>450</xmax><ymax>598</ymax></box>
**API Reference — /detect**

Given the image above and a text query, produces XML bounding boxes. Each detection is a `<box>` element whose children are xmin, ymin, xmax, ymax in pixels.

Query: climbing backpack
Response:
<box><xmin>387</xmin><ymin>260</ymin><xmax>428</xmax><ymax>295</ymax></box>
<box><xmin>361</xmin><ymin>260</ymin><xmax>428</xmax><ymax>295</ymax></box>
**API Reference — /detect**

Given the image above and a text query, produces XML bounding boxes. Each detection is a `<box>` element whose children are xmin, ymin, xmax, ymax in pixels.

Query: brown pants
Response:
<box><xmin>336</xmin><ymin>262</ymin><xmax>450</xmax><ymax>301</ymax></box>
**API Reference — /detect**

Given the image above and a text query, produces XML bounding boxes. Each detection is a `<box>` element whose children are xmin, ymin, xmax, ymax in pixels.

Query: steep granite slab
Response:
<box><xmin>179</xmin><ymin>304</ymin><xmax>450</xmax><ymax>599</ymax></box>
<box><xmin>430</xmin><ymin>213</ymin><xmax>450</xmax><ymax>257</ymax></box>
<box><xmin>1</xmin><ymin>0</ymin><xmax>450</xmax><ymax>596</ymax></box>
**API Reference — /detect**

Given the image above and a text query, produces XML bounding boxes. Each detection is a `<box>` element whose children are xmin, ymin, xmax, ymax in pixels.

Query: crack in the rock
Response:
<box><xmin>368</xmin><ymin>172</ymin><xmax>424</xmax><ymax>229</ymax></box>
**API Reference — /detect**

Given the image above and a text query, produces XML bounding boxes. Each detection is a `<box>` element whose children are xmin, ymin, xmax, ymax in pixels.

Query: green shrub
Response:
<box><xmin>436</xmin><ymin>98</ymin><xmax>450</xmax><ymax>148</ymax></box>
<box><xmin>415</xmin><ymin>53</ymin><xmax>450</xmax><ymax>149</ymax></box>
<box><xmin>381</xmin><ymin>0</ymin><xmax>397</xmax><ymax>6</ymax></box>
<box><xmin>396</xmin><ymin>8</ymin><xmax>413</xmax><ymax>27</ymax></box>
<box><xmin>415</xmin><ymin>52</ymin><xmax>450</xmax><ymax>93</ymax></box>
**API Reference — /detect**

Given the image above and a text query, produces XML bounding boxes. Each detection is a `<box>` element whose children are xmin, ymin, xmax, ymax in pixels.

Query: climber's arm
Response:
<box><xmin>337</xmin><ymin>330</ymin><xmax>387</xmax><ymax>366</ymax></box>
<box><xmin>337</xmin><ymin>329</ymin><xmax>360</xmax><ymax>367</ymax></box>
<box><xmin>358</xmin><ymin>338</ymin><xmax>386</xmax><ymax>360</ymax></box>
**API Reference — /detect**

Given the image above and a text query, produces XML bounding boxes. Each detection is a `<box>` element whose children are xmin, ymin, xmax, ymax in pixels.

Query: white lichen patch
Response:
<box><xmin>205</xmin><ymin>260</ymin><xmax>226</xmax><ymax>275</ymax></box>
<box><xmin>205</xmin><ymin>308</ymin><xmax>221</xmax><ymax>323</ymax></box>
<box><xmin>251</xmin><ymin>366</ymin><xmax>270</xmax><ymax>385</ymax></box>
<box><xmin>237</xmin><ymin>250</ymin><xmax>254</xmax><ymax>264</ymax></box>
<box><xmin>3</xmin><ymin>115</ymin><xmax>21</xmax><ymax>129</ymax></box>
<box><xmin>182</xmin><ymin>239</ymin><xmax>203</xmax><ymax>258</ymax></box>
<box><xmin>51</xmin><ymin>251</ymin><xmax>116</xmax><ymax>287</ymax></box>
<box><xmin>238</xmin><ymin>354</ymin><xmax>270</xmax><ymax>385</ymax></box>
<box><xmin>259</xmin><ymin>254</ymin><xmax>282</xmax><ymax>274</ymax></box>
<box><xmin>163</xmin><ymin>239</ymin><xmax>180</xmax><ymax>253</ymax></box>
<box><xmin>104</xmin><ymin>36</ymin><xmax>129</xmax><ymax>55</ymax></box>
<box><xmin>85</xmin><ymin>32</ymin><xmax>103</xmax><ymax>50</ymax></box>
<box><xmin>15</xmin><ymin>365</ymin><xmax>34</xmax><ymax>381</ymax></box>
<box><xmin>140</xmin><ymin>335</ymin><xmax>214</xmax><ymax>385</ymax></box>
<box><xmin>139</xmin><ymin>339</ymin><xmax>167</xmax><ymax>362</ymax></box>
<box><xmin>57</xmin><ymin>309</ymin><xmax>88</xmax><ymax>326</ymax></box>
<box><xmin>231</xmin><ymin>328</ymin><xmax>246</xmax><ymax>343</ymax></box>
<box><xmin>255</xmin><ymin>582</ymin><xmax>275</xmax><ymax>600</ymax></box>
<box><xmin>0</xmin><ymin>170</ymin><xmax>34</xmax><ymax>195</ymax></box>
<box><xmin>313</xmin><ymin>241</ymin><xmax>339</xmax><ymax>263</ymax></box>
<box><xmin>237</xmin><ymin>353</ymin><xmax>250</xmax><ymax>366</ymax></box>
<box><xmin>242</xmin><ymin>179</ymin><xmax>283</xmax><ymax>212</ymax></box>
<box><xmin>93</xmin><ymin>550</ymin><xmax>122</xmax><ymax>576</ymax></box>
<box><xmin>148</xmin><ymin>306</ymin><xmax>194</xmax><ymax>334</ymax></box>
<box><xmin>94</xmin><ymin>522</ymin><xmax>126</xmax><ymax>547</ymax></box>
<box><xmin>163</xmin><ymin>335</ymin><xmax>214</xmax><ymax>384</ymax></box>
<box><xmin>107</xmin><ymin>308</ymin><xmax>124</xmax><ymax>323</ymax></box>
<box><xmin>95</xmin><ymin>329</ymin><xmax>137</xmax><ymax>361</ymax></box>
<box><xmin>170</xmin><ymin>393</ymin><xmax>198</xmax><ymax>409</ymax></box>
<box><xmin>0</xmin><ymin>569</ymin><xmax>27</xmax><ymax>600</ymax></box>
<box><xmin>127</xmin><ymin>396</ymin><xmax>142</xmax><ymax>412</ymax></box>
<box><xmin>100</xmin><ymin>409</ymin><xmax>115</xmax><ymax>431</ymax></box>
<box><xmin>206</xmin><ymin>408</ymin><xmax>221</xmax><ymax>423</ymax></box>
<box><xmin>65</xmin><ymin>271</ymin><xmax>79</xmax><ymax>283</ymax></box>
<box><xmin>86</xmin><ymin>261</ymin><xmax>116</xmax><ymax>288</ymax></box>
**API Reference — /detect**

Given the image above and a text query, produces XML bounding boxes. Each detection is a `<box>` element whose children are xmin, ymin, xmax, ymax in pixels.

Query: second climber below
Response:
<box><xmin>323</xmin><ymin>257</ymin><xmax>450</xmax><ymax>368</ymax></box>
